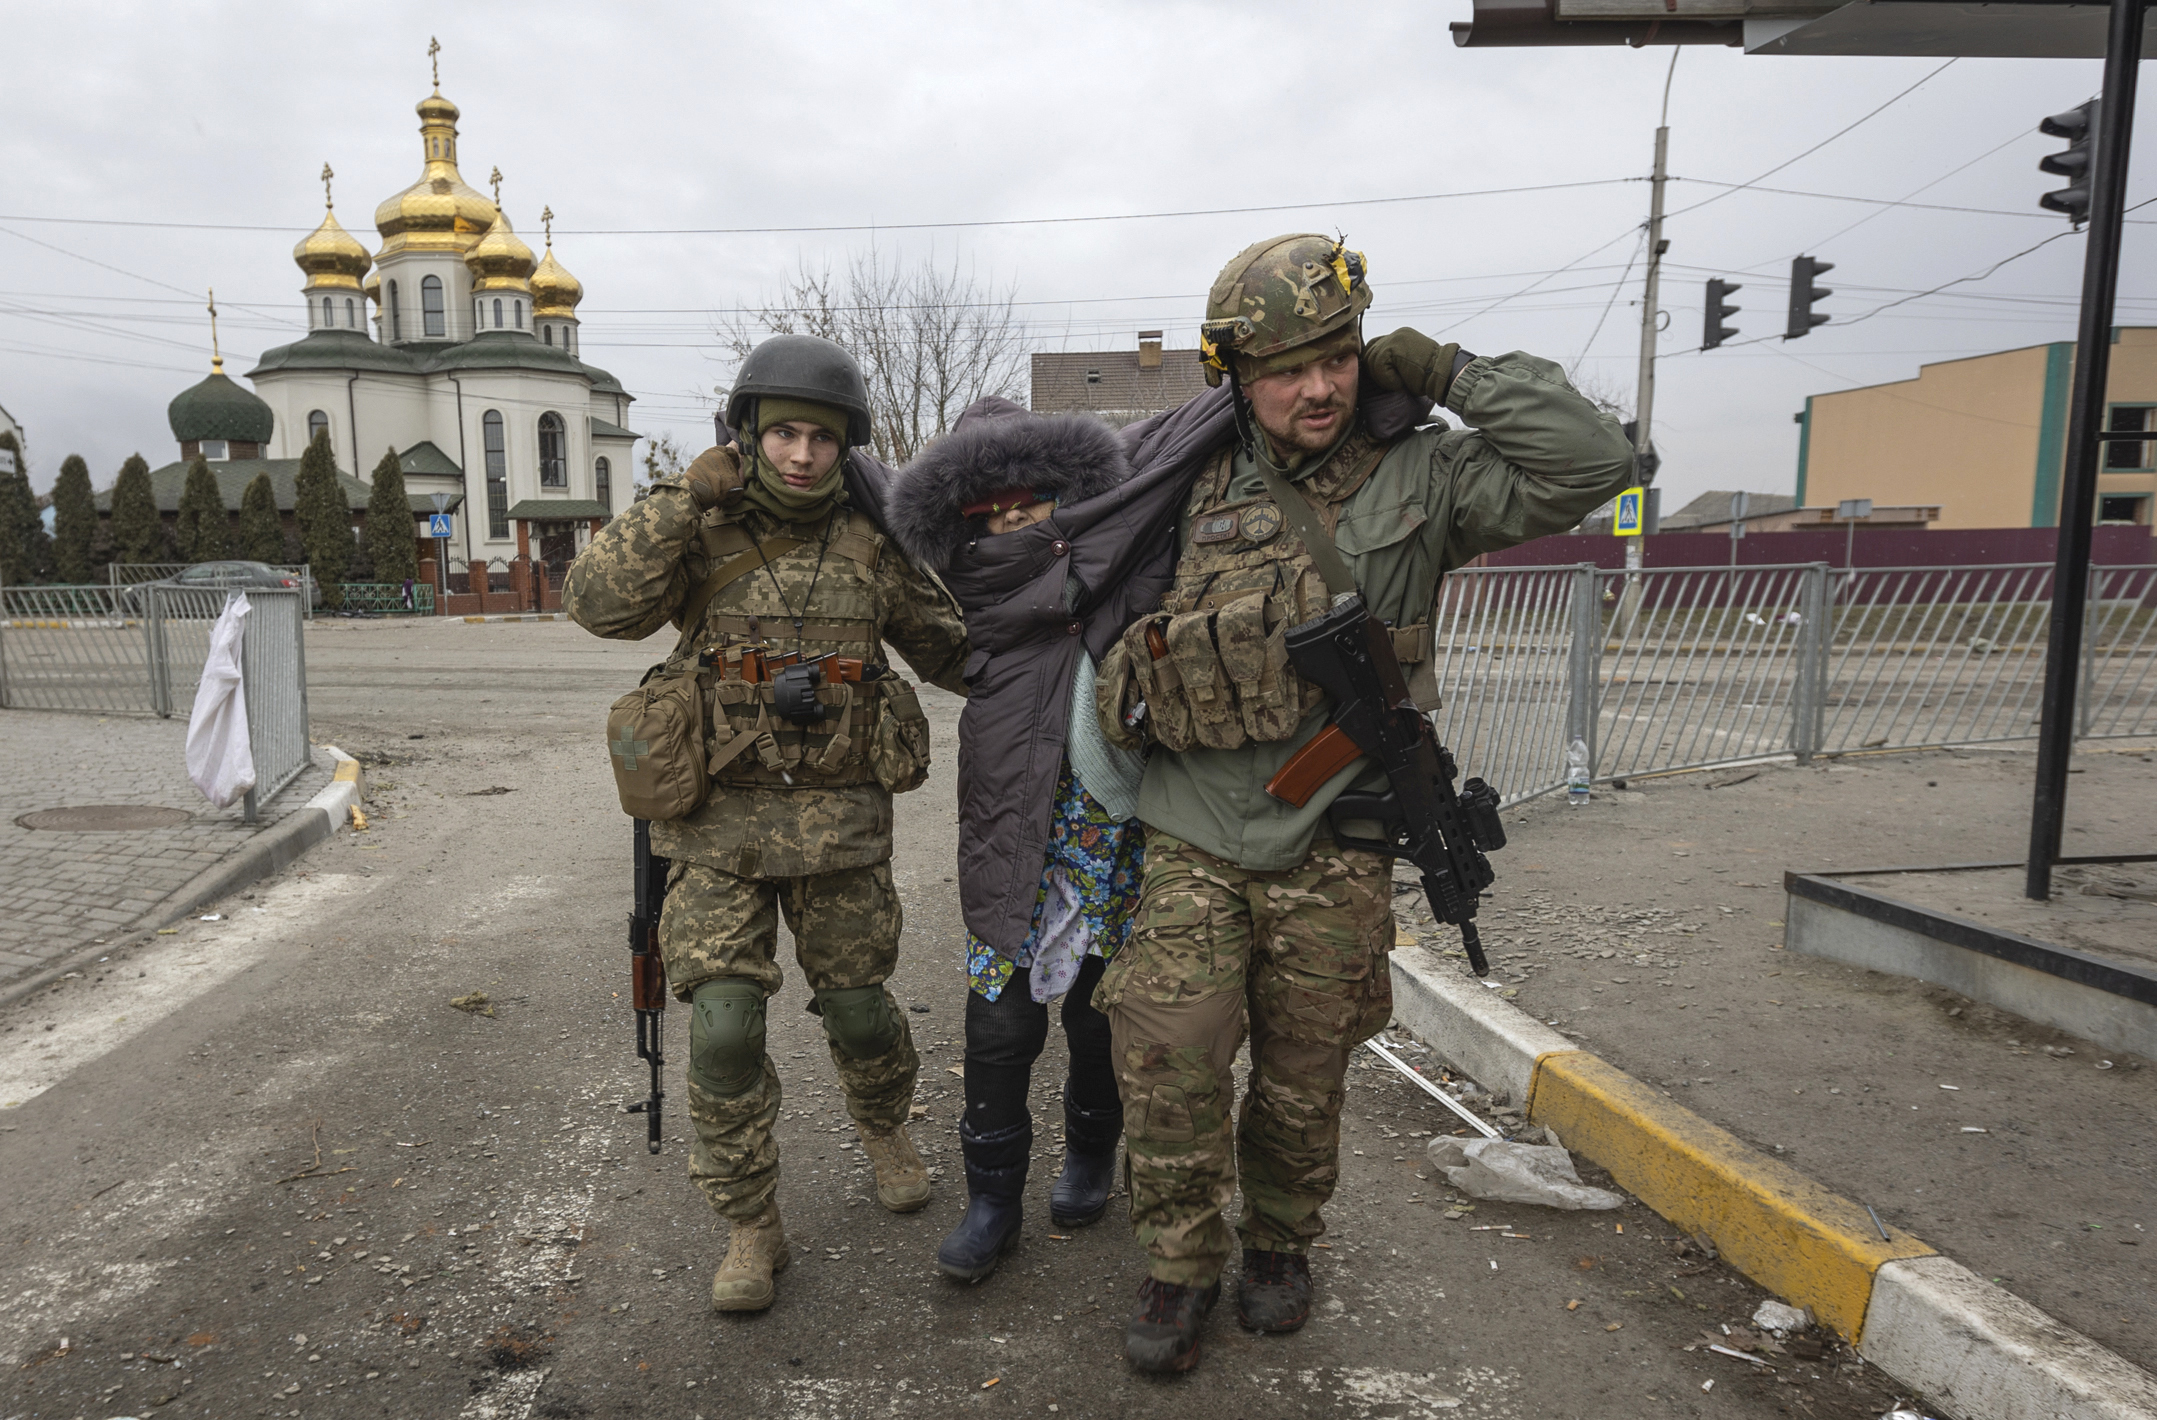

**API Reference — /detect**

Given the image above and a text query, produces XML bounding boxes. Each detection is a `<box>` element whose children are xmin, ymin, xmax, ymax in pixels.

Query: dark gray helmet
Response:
<box><xmin>724</xmin><ymin>334</ymin><xmax>874</xmax><ymax>448</ymax></box>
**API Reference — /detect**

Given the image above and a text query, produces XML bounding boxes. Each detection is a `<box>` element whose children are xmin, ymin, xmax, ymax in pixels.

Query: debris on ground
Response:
<box><xmin>449</xmin><ymin>992</ymin><xmax>494</xmax><ymax>1017</ymax></box>
<box><xmin>1751</xmin><ymin>1300</ymin><xmax>1809</xmax><ymax>1335</ymax></box>
<box><xmin>1426</xmin><ymin>1136</ymin><xmax>1623</xmax><ymax>1209</ymax></box>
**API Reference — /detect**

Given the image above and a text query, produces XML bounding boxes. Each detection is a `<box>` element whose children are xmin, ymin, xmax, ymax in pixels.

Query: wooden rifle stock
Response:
<box><xmin>710</xmin><ymin>649</ymin><xmax>882</xmax><ymax>685</ymax></box>
<box><xmin>1263</xmin><ymin>724</ymin><xmax>1365</xmax><ymax>808</ymax></box>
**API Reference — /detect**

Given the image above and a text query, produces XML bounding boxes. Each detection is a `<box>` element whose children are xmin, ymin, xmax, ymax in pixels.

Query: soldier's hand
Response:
<box><xmin>683</xmin><ymin>444</ymin><xmax>747</xmax><ymax>510</ymax></box>
<box><xmin>1362</xmin><ymin>329</ymin><xmax>1462</xmax><ymax>404</ymax></box>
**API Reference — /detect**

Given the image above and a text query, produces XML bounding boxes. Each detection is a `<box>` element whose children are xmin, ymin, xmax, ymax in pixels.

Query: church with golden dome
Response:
<box><xmin>245</xmin><ymin>60</ymin><xmax>636</xmax><ymax>571</ymax></box>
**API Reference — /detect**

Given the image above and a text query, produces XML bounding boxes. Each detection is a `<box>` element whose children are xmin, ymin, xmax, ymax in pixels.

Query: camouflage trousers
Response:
<box><xmin>660</xmin><ymin>859</ymin><xmax>919</xmax><ymax>1223</ymax></box>
<box><xmin>1094</xmin><ymin>833</ymin><xmax>1394</xmax><ymax>1287</ymax></box>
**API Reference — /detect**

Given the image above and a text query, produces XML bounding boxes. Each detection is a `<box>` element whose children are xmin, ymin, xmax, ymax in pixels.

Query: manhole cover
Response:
<box><xmin>16</xmin><ymin>805</ymin><xmax>194</xmax><ymax>831</ymax></box>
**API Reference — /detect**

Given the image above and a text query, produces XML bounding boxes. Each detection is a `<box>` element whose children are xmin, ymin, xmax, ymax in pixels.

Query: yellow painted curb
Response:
<box><xmin>463</xmin><ymin>615</ymin><xmax>487</xmax><ymax>623</ymax></box>
<box><xmin>332</xmin><ymin>758</ymin><xmax>361</xmax><ymax>785</ymax></box>
<box><xmin>1528</xmin><ymin>1051</ymin><xmax>1933</xmax><ymax>1342</ymax></box>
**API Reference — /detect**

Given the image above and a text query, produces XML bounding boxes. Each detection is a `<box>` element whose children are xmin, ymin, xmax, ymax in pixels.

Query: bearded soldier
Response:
<box><xmin>1093</xmin><ymin>236</ymin><xmax>1636</xmax><ymax>1370</ymax></box>
<box><xmin>565</xmin><ymin>335</ymin><xmax>969</xmax><ymax>1313</ymax></box>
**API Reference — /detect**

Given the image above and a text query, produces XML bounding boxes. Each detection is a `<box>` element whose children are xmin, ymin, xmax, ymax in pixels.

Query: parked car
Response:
<box><xmin>118</xmin><ymin>561</ymin><xmax>317</xmax><ymax>614</ymax></box>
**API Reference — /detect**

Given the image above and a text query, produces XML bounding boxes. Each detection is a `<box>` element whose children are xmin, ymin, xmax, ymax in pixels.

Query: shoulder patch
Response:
<box><xmin>1193</xmin><ymin>512</ymin><xmax>1241</xmax><ymax>544</ymax></box>
<box><xmin>1240</xmin><ymin>502</ymin><xmax>1283</xmax><ymax>544</ymax></box>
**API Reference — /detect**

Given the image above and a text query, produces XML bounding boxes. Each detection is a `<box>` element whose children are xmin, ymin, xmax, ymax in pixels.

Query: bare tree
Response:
<box><xmin>717</xmin><ymin>250</ymin><xmax>1028</xmax><ymax>465</ymax></box>
<box><xmin>640</xmin><ymin>431</ymin><xmax>690</xmax><ymax>497</ymax></box>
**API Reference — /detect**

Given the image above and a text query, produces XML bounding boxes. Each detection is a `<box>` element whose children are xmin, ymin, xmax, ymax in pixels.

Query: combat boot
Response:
<box><xmin>937</xmin><ymin>1118</ymin><xmax>1029</xmax><ymax>1282</ymax></box>
<box><xmin>857</xmin><ymin>1121</ymin><xmax>931</xmax><ymax>1213</ymax></box>
<box><xmin>1124</xmin><ymin>1275</ymin><xmax>1220</xmax><ymax>1372</ymax></box>
<box><xmin>1236</xmin><ymin>1248</ymin><xmax>1312</xmax><ymax>1332</ymax></box>
<box><xmin>1049</xmin><ymin>1082</ymin><xmax>1122</xmax><ymax>1228</ymax></box>
<box><xmin>710</xmin><ymin>1201</ymin><xmax>789</xmax><ymax>1313</ymax></box>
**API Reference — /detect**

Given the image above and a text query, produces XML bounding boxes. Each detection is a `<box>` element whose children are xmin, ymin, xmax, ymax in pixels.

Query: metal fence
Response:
<box><xmin>1430</xmin><ymin>561</ymin><xmax>2157</xmax><ymax>807</ymax></box>
<box><xmin>108</xmin><ymin>563</ymin><xmax>317</xmax><ymax>619</ymax></box>
<box><xmin>1</xmin><ymin>583</ymin><xmax>313</xmax><ymax>819</ymax></box>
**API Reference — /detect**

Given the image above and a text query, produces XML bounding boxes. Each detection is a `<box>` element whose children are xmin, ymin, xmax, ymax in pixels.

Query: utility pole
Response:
<box><xmin>1623</xmin><ymin>50</ymin><xmax>1677</xmax><ymax>634</ymax></box>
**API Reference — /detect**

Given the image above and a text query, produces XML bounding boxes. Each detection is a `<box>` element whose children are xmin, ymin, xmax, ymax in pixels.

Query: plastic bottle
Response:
<box><xmin>1566</xmin><ymin>738</ymin><xmax>1591</xmax><ymax>807</ymax></box>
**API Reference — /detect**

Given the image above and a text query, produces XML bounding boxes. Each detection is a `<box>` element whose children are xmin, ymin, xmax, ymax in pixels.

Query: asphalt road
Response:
<box><xmin>1</xmin><ymin>619</ymin><xmax>1929</xmax><ymax>1419</ymax></box>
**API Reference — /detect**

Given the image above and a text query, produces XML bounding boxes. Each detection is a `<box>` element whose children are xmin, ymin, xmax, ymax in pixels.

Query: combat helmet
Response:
<box><xmin>1199</xmin><ymin>234</ymin><xmax>1372</xmax><ymax>388</ymax></box>
<box><xmin>725</xmin><ymin>334</ymin><xmax>875</xmax><ymax>447</ymax></box>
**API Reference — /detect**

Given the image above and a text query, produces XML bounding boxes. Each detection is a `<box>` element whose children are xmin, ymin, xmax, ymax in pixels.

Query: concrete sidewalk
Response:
<box><xmin>0</xmin><ymin>710</ymin><xmax>334</xmax><ymax>994</ymax></box>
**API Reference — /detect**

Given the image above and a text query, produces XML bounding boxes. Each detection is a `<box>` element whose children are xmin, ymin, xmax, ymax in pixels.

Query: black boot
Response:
<box><xmin>1125</xmin><ymin>1275</ymin><xmax>1221</xmax><ymax>1373</ymax></box>
<box><xmin>1050</xmin><ymin>1080</ymin><xmax>1122</xmax><ymax>1227</ymax></box>
<box><xmin>936</xmin><ymin>1119</ymin><xmax>1029</xmax><ymax>1283</ymax></box>
<box><xmin>1236</xmin><ymin>1248</ymin><xmax>1312</xmax><ymax>1332</ymax></box>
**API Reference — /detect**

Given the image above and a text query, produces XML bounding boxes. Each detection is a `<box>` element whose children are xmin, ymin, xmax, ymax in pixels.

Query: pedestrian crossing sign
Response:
<box><xmin>427</xmin><ymin>513</ymin><xmax>454</xmax><ymax>539</ymax></box>
<box><xmin>1613</xmin><ymin>487</ymin><xmax>1645</xmax><ymax>537</ymax></box>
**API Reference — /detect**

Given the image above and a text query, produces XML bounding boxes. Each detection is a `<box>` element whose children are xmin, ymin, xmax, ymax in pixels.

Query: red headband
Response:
<box><xmin>961</xmin><ymin>487</ymin><xmax>1046</xmax><ymax>519</ymax></box>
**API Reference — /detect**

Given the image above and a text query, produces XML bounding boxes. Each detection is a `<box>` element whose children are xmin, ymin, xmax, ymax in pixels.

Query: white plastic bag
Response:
<box><xmin>1426</xmin><ymin>1136</ymin><xmax>1623</xmax><ymax>1210</ymax></box>
<box><xmin>185</xmin><ymin>592</ymin><xmax>256</xmax><ymax>808</ymax></box>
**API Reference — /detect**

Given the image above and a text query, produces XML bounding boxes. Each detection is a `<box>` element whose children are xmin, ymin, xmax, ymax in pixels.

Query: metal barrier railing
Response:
<box><xmin>1431</xmin><ymin>562</ymin><xmax>2157</xmax><ymax>808</ymax></box>
<box><xmin>108</xmin><ymin>563</ymin><xmax>317</xmax><ymax>620</ymax></box>
<box><xmin>338</xmin><ymin>582</ymin><xmax>436</xmax><ymax>615</ymax></box>
<box><xmin>2</xmin><ymin>583</ymin><xmax>313</xmax><ymax>818</ymax></box>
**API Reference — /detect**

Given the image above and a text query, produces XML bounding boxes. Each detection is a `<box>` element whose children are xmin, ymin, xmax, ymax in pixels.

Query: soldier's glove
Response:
<box><xmin>683</xmin><ymin>444</ymin><xmax>747</xmax><ymax>510</ymax></box>
<box><xmin>1363</xmin><ymin>329</ymin><xmax>1468</xmax><ymax>406</ymax></box>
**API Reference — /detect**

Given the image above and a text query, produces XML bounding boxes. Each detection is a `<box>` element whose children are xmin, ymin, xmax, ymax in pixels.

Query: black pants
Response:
<box><xmin>963</xmin><ymin>955</ymin><xmax>1121</xmax><ymax>1153</ymax></box>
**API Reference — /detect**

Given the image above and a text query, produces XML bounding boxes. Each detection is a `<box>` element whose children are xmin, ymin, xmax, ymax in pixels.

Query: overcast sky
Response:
<box><xmin>2</xmin><ymin>2</ymin><xmax>2147</xmax><ymax>517</ymax></box>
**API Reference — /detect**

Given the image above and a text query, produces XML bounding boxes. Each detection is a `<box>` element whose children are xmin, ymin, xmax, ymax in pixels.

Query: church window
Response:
<box><xmin>307</xmin><ymin>410</ymin><xmax>329</xmax><ymax>446</ymax></box>
<box><xmin>484</xmin><ymin>411</ymin><xmax>509</xmax><ymax>539</ymax></box>
<box><xmin>543</xmin><ymin>325</ymin><xmax>553</xmax><ymax>346</ymax></box>
<box><xmin>538</xmin><ymin>413</ymin><xmax>567</xmax><ymax>487</ymax></box>
<box><xmin>345</xmin><ymin>297</ymin><xmax>356</xmax><ymax>327</ymax></box>
<box><xmin>321</xmin><ymin>296</ymin><xmax>333</xmax><ymax>328</ymax></box>
<box><xmin>422</xmin><ymin>275</ymin><xmax>445</xmax><ymax>336</ymax></box>
<box><xmin>388</xmin><ymin>281</ymin><xmax>401</xmax><ymax>341</ymax></box>
<box><xmin>493</xmin><ymin>297</ymin><xmax>503</xmax><ymax>329</ymax></box>
<box><xmin>595</xmin><ymin>457</ymin><xmax>611</xmax><ymax>513</ymax></box>
<box><xmin>515</xmin><ymin>300</ymin><xmax>525</xmax><ymax>329</ymax></box>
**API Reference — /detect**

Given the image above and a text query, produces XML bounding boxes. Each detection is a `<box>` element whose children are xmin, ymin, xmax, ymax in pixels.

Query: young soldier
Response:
<box><xmin>565</xmin><ymin>335</ymin><xmax>969</xmax><ymax>1313</ymax></box>
<box><xmin>1094</xmin><ymin>235</ymin><xmax>1637</xmax><ymax>1370</ymax></box>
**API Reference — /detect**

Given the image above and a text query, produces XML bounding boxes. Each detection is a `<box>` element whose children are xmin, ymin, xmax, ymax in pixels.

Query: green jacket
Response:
<box><xmin>1140</xmin><ymin>351</ymin><xmax>1635</xmax><ymax>870</ymax></box>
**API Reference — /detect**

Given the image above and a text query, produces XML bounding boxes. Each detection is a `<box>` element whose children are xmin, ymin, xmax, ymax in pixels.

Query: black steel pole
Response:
<box><xmin>2027</xmin><ymin>0</ymin><xmax>2148</xmax><ymax>901</ymax></box>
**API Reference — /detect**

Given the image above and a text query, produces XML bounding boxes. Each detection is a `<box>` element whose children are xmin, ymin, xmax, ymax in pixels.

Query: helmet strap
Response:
<box><xmin>1222</xmin><ymin>359</ymin><xmax>1260</xmax><ymax>462</ymax></box>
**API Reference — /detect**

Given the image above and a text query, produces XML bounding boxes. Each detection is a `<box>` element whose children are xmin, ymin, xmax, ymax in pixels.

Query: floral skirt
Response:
<box><xmin>964</xmin><ymin>758</ymin><xmax>1144</xmax><ymax>1003</ymax></box>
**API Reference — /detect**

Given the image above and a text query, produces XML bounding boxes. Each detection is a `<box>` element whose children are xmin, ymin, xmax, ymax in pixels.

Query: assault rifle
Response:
<box><xmin>625</xmin><ymin>818</ymin><xmax>669</xmax><ymax>1152</ymax></box>
<box><xmin>1264</xmin><ymin>595</ymin><xmax>1507</xmax><ymax>977</ymax></box>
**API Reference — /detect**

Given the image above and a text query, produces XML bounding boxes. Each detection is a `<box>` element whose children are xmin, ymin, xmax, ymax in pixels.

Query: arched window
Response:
<box><xmin>474</xmin><ymin>299</ymin><xmax>483</xmax><ymax>328</ymax></box>
<box><xmin>307</xmin><ymin>409</ymin><xmax>329</xmax><ymax>446</ymax></box>
<box><xmin>483</xmin><ymin>411</ymin><xmax>509</xmax><ymax>538</ymax></box>
<box><xmin>595</xmin><ymin>456</ymin><xmax>611</xmax><ymax>512</ymax></box>
<box><xmin>543</xmin><ymin>325</ymin><xmax>553</xmax><ymax>346</ymax></box>
<box><xmin>388</xmin><ymin>280</ymin><xmax>401</xmax><ymax>341</ymax></box>
<box><xmin>321</xmin><ymin>295</ymin><xmax>333</xmax><ymax>328</ymax></box>
<box><xmin>514</xmin><ymin>299</ymin><xmax>525</xmax><ymax>329</ymax></box>
<box><xmin>538</xmin><ymin>412</ymin><xmax>566</xmax><ymax>487</ymax></box>
<box><xmin>421</xmin><ymin>275</ymin><xmax>445</xmax><ymax>336</ymax></box>
<box><xmin>345</xmin><ymin>297</ymin><xmax>356</xmax><ymax>327</ymax></box>
<box><xmin>492</xmin><ymin>297</ymin><xmax>503</xmax><ymax>329</ymax></box>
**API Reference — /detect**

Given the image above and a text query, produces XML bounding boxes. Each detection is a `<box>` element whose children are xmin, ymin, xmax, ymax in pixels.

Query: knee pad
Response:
<box><xmin>688</xmin><ymin>979</ymin><xmax>767</xmax><ymax>1097</ymax></box>
<box><xmin>814</xmin><ymin>984</ymin><xmax>902</xmax><ymax>1060</ymax></box>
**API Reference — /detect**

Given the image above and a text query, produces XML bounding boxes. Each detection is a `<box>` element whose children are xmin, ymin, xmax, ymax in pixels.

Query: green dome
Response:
<box><xmin>168</xmin><ymin>369</ymin><xmax>274</xmax><ymax>444</ymax></box>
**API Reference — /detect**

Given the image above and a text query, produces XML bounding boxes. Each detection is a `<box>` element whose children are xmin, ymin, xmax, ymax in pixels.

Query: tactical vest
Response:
<box><xmin>1109</xmin><ymin>428</ymin><xmax>1433</xmax><ymax>753</ymax></box>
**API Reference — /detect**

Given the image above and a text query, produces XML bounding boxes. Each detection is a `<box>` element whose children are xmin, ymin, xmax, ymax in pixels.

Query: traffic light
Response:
<box><xmin>1785</xmin><ymin>255</ymin><xmax>1833</xmax><ymax>341</ymax></box>
<box><xmin>1703</xmin><ymin>278</ymin><xmax>1741</xmax><ymax>350</ymax></box>
<box><xmin>2038</xmin><ymin>100</ymin><xmax>2098</xmax><ymax>225</ymax></box>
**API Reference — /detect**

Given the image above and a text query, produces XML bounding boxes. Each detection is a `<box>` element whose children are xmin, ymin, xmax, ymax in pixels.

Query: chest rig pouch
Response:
<box><xmin>1105</xmin><ymin>430</ymin><xmax>1433</xmax><ymax>754</ymax></box>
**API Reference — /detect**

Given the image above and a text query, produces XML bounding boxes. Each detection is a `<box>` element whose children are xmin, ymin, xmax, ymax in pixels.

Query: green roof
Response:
<box><xmin>422</xmin><ymin>331</ymin><xmax>593</xmax><ymax>376</ymax></box>
<box><xmin>397</xmin><ymin>440</ymin><xmax>462</xmax><ymax>476</ymax></box>
<box><xmin>407</xmin><ymin>491</ymin><xmax>464</xmax><ymax>514</ymax></box>
<box><xmin>95</xmin><ymin>459</ymin><xmax>371</xmax><ymax>514</ymax></box>
<box><xmin>590</xmin><ymin>417</ymin><xmax>641</xmax><ymax>441</ymax></box>
<box><xmin>248</xmin><ymin>329</ymin><xmax>426</xmax><ymax>377</ymax></box>
<box><xmin>577</xmin><ymin>360</ymin><xmax>626</xmax><ymax>395</ymax></box>
<box><xmin>168</xmin><ymin>370</ymin><xmax>274</xmax><ymax>443</ymax></box>
<box><xmin>505</xmin><ymin>498</ymin><xmax>611</xmax><ymax>521</ymax></box>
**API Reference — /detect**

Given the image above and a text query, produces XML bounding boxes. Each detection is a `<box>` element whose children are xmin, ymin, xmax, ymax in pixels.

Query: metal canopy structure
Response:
<box><xmin>1451</xmin><ymin>0</ymin><xmax>2156</xmax><ymax>55</ymax></box>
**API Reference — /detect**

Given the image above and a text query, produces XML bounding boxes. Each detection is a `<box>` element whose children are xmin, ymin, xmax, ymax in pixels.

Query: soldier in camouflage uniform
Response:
<box><xmin>1093</xmin><ymin>235</ymin><xmax>1637</xmax><ymax>1370</ymax></box>
<box><xmin>564</xmin><ymin>335</ymin><xmax>970</xmax><ymax>1314</ymax></box>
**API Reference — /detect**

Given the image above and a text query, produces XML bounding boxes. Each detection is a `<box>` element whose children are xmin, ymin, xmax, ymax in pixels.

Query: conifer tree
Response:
<box><xmin>294</xmin><ymin>427</ymin><xmax>352</xmax><ymax>609</ymax></box>
<box><xmin>0</xmin><ymin>432</ymin><xmax>31</xmax><ymax>584</ymax></box>
<box><xmin>363</xmin><ymin>446</ymin><xmax>417</xmax><ymax>587</ymax></box>
<box><xmin>109</xmin><ymin>454</ymin><xmax>164</xmax><ymax>567</ymax></box>
<box><xmin>239</xmin><ymin>471</ymin><xmax>285</xmax><ymax>565</ymax></box>
<box><xmin>175</xmin><ymin>457</ymin><xmax>232</xmax><ymax>563</ymax></box>
<box><xmin>52</xmin><ymin>454</ymin><xmax>96</xmax><ymax>583</ymax></box>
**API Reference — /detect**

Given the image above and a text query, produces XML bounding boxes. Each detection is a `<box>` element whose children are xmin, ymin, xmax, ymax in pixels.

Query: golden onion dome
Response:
<box><xmin>530</xmin><ymin>243</ymin><xmax>583</xmax><ymax>319</ymax></box>
<box><xmin>374</xmin><ymin>89</ymin><xmax>498</xmax><ymax>256</ymax></box>
<box><xmin>362</xmin><ymin>271</ymin><xmax>381</xmax><ymax>306</ymax></box>
<box><xmin>466</xmin><ymin>209</ymin><xmax>535</xmax><ymax>293</ymax></box>
<box><xmin>292</xmin><ymin>206</ymin><xmax>371</xmax><ymax>291</ymax></box>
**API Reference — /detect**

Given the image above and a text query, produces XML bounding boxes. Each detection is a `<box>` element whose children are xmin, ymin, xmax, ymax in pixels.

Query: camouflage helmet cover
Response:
<box><xmin>1199</xmin><ymin>233</ymin><xmax>1373</xmax><ymax>388</ymax></box>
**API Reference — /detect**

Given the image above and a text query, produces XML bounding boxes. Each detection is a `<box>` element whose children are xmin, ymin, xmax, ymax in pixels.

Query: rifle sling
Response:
<box><xmin>1251</xmin><ymin>459</ymin><xmax>1364</xmax><ymax>603</ymax></box>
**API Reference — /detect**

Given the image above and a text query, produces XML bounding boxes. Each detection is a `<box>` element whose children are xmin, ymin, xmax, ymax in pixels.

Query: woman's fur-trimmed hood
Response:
<box><xmin>887</xmin><ymin>397</ymin><xmax>1132</xmax><ymax>571</ymax></box>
